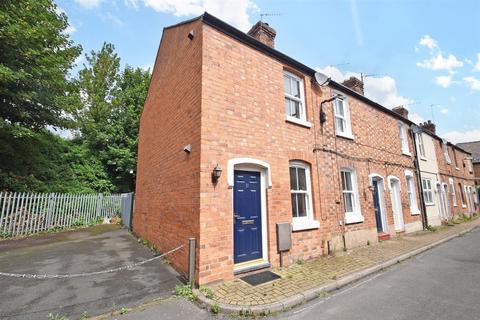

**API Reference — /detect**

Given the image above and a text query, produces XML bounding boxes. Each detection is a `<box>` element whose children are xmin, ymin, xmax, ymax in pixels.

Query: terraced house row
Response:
<box><xmin>133</xmin><ymin>13</ymin><xmax>478</xmax><ymax>285</ymax></box>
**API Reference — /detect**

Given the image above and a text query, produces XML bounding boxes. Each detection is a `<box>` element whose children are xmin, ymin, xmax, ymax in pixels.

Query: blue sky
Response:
<box><xmin>57</xmin><ymin>0</ymin><xmax>480</xmax><ymax>143</ymax></box>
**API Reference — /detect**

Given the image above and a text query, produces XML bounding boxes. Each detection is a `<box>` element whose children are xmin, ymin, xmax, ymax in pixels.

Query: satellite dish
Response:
<box><xmin>314</xmin><ymin>72</ymin><xmax>331</xmax><ymax>86</ymax></box>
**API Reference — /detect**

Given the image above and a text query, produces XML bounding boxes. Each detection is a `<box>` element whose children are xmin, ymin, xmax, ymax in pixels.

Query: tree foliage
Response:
<box><xmin>0</xmin><ymin>3</ymin><xmax>150</xmax><ymax>193</ymax></box>
<box><xmin>0</xmin><ymin>0</ymin><xmax>82</xmax><ymax>129</ymax></box>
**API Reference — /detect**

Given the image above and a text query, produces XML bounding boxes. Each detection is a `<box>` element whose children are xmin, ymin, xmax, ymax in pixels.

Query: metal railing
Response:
<box><xmin>0</xmin><ymin>192</ymin><xmax>122</xmax><ymax>238</ymax></box>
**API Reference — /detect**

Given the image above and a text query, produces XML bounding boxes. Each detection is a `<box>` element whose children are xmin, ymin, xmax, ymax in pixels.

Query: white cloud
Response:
<box><xmin>409</xmin><ymin>112</ymin><xmax>424</xmax><ymax>125</ymax></box>
<box><xmin>419</xmin><ymin>35</ymin><xmax>438</xmax><ymax>51</ymax></box>
<box><xmin>442</xmin><ymin>129</ymin><xmax>480</xmax><ymax>143</ymax></box>
<box><xmin>349</xmin><ymin>0</ymin><xmax>363</xmax><ymax>46</ymax></box>
<box><xmin>416</xmin><ymin>35</ymin><xmax>463</xmax><ymax>72</ymax></box>
<box><xmin>474</xmin><ymin>53</ymin><xmax>480</xmax><ymax>72</ymax></box>
<box><xmin>102</xmin><ymin>12</ymin><xmax>126</xmax><ymax>27</ymax></box>
<box><xmin>143</xmin><ymin>0</ymin><xmax>259</xmax><ymax>31</ymax></box>
<box><xmin>417</xmin><ymin>53</ymin><xmax>463</xmax><ymax>71</ymax></box>
<box><xmin>440</xmin><ymin>108</ymin><xmax>448</xmax><ymax>114</ymax></box>
<box><xmin>65</xmin><ymin>24</ymin><xmax>77</xmax><ymax>35</ymax></box>
<box><xmin>464</xmin><ymin>76</ymin><xmax>480</xmax><ymax>91</ymax></box>
<box><xmin>435</xmin><ymin>75</ymin><xmax>453</xmax><ymax>88</ymax></box>
<box><xmin>316</xmin><ymin>66</ymin><xmax>412</xmax><ymax>108</ymax></box>
<box><xmin>75</xmin><ymin>0</ymin><xmax>103</xmax><ymax>9</ymax></box>
<box><xmin>125</xmin><ymin>0</ymin><xmax>140</xmax><ymax>9</ymax></box>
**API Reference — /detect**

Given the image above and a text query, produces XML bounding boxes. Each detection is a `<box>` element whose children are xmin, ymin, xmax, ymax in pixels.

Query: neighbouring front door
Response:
<box><xmin>373</xmin><ymin>180</ymin><xmax>383</xmax><ymax>232</ymax></box>
<box><xmin>391</xmin><ymin>179</ymin><xmax>405</xmax><ymax>231</ymax></box>
<box><xmin>233</xmin><ymin>170</ymin><xmax>262</xmax><ymax>264</ymax></box>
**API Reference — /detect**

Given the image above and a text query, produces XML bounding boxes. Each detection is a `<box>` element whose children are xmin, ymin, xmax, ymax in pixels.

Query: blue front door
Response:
<box><xmin>233</xmin><ymin>170</ymin><xmax>263</xmax><ymax>264</ymax></box>
<box><xmin>373</xmin><ymin>180</ymin><xmax>383</xmax><ymax>232</ymax></box>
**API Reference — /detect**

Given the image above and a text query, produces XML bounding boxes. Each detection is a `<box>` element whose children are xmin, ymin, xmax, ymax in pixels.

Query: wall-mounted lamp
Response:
<box><xmin>183</xmin><ymin>144</ymin><xmax>192</xmax><ymax>153</ymax></box>
<box><xmin>212</xmin><ymin>164</ymin><xmax>222</xmax><ymax>183</ymax></box>
<box><xmin>368</xmin><ymin>184</ymin><xmax>375</xmax><ymax>193</ymax></box>
<box><xmin>319</xmin><ymin>95</ymin><xmax>339</xmax><ymax>125</ymax></box>
<box><xmin>188</xmin><ymin>30</ymin><xmax>195</xmax><ymax>40</ymax></box>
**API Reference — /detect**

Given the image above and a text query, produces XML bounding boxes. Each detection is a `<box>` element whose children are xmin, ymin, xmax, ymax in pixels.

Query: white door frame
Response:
<box><xmin>388</xmin><ymin>176</ymin><xmax>405</xmax><ymax>231</ymax></box>
<box><xmin>442</xmin><ymin>183</ymin><xmax>451</xmax><ymax>219</ymax></box>
<box><xmin>369</xmin><ymin>174</ymin><xmax>388</xmax><ymax>233</ymax></box>
<box><xmin>231</xmin><ymin>161</ymin><xmax>269</xmax><ymax>271</ymax></box>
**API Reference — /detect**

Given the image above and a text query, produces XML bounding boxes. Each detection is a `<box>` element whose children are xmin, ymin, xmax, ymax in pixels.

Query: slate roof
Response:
<box><xmin>457</xmin><ymin>141</ymin><xmax>480</xmax><ymax>163</ymax></box>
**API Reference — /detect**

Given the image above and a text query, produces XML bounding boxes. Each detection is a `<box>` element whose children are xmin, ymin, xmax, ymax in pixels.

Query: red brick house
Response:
<box><xmin>423</xmin><ymin>125</ymin><xmax>478</xmax><ymax>217</ymax></box>
<box><xmin>134</xmin><ymin>13</ymin><xmax>435</xmax><ymax>285</ymax></box>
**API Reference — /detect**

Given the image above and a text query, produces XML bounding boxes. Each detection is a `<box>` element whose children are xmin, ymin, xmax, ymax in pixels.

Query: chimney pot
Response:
<box><xmin>247</xmin><ymin>21</ymin><xmax>277</xmax><ymax>48</ymax></box>
<box><xmin>392</xmin><ymin>106</ymin><xmax>409</xmax><ymax>119</ymax></box>
<box><xmin>420</xmin><ymin>120</ymin><xmax>436</xmax><ymax>134</ymax></box>
<box><xmin>342</xmin><ymin>76</ymin><xmax>364</xmax><ymax>95</ymax></box>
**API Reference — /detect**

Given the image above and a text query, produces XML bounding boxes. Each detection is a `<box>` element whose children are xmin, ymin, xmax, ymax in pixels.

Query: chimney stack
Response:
<box><xmin>342</xmin><ymin>76</ymin><xmax>364</xmax><ymax>95</ymax></box>
<box><xmin>247</xmin><ymin>21</ymin><xmax>276</xmax><ymax>48</ymax></box>
<box><xmin>420</xmin><ymin>120</ymin><xmax>436</xmax><ymax>135</ymax></box>
<box><xmin>392</xmin><ymin>106</ymin><xmax>409</xmax><ymax>119</ymax></box>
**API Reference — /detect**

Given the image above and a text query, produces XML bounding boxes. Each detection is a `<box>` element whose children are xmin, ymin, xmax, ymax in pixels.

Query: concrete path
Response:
<box><xmin>0</xmin><ymin>225</ymin><xmax>181</xmax><ymax>320</ymax></box>
<box><xmin>275</xmin><ymin>227</ymin><xmax>480</xmax><ymax>320</ymax></box>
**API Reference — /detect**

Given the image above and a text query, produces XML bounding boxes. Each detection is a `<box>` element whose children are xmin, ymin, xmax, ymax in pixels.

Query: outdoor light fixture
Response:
<box><xmin>368</xmin><ymin>184</ymin><xmax>375</xmax><ymax>193</ymax></box>
<box><xmin>212</xmin><ymin>164</ymin><xmax>222</xmax><ymax>183</ymax></box>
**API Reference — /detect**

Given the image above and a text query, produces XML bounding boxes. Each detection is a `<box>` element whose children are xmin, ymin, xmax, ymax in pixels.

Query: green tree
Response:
<box><xmin>0</xmin><ymin>0</ymin><xmax>82</xmax><ymax>129</ymax></box>
<box><xmin>76</xmin><ymin>43</ymin><xmax>150</xmax><ymax>192</ymax></box>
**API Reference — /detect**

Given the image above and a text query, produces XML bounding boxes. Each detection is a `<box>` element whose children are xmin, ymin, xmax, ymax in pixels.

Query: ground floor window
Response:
<box><xmin>406</xmin><ymin>174</ymin><xmax>419</xmax><ymax>214</ymax></box>
<box><xmin>289</xmin><ymin>161</ymin><xmax>319</xmax><ymax>231</ymax></box>
<box><xmin>341</xmin><ymin>168</ymin><xmax>363</xmax><ymax>223</ymax></box>
<box><xmin>422</xmin><ymin>178</ymin><xmax>434</xmax><ymax>205</ymax></box>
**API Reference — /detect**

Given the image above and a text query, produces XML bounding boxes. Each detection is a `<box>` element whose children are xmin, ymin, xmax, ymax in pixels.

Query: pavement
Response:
<box><xmin>200</xmin><ymin>216</ymin><xmax>480</xmax><ymax>313</ymax></box>
<box><xmin>0</xmin><ymin>224</ymin><xmax>181</xmax><ymax>320</ymax></box>
<box><xmin>100</xmin><ymin>224</ymin><xmax>480</xmax><ymax>320</ymax></box>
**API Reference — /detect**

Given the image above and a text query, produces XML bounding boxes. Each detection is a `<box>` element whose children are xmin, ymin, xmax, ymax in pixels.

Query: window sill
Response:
<box><xmin>455</xmin><ymin>167</ymin><xmax>460</xmax><ymax>171</ymax></box>
<box><xmin>420</xmin><ymin>157</ymin><xmax>428</xmax><ymax>161</ymax></box>
<box><xmin>336</xmin><ymin>132</ymin><xmax>355</xmax><ymax>141</ymax></box>
<box><xmin>402</xmin><ymin>151</ymin><xmax>412</xmax><ymax>157</ymax></box>
<box><xmin>410</xmin><ymin>209</ymin><xmax>421</xmax><ymax>216</ymax></box>
<box><xmin>425</xmin><ymin>202</ymin><xmax>435</xmax><ymax>206</ymax></box>
<box><xmin>344</xmin><ymin>213</ymin><xmax>364</xmax><ymax>224</ymax></box>
<box><xmin>462</xmin><ymin>205</ymin><xmax>467</xmax><ymax>208</ymax></box>
<box><xmin>292</xmin><ymin>219</ymin><xmax>320</xmax><ymax>231</ymax></box>
<box><xmin>285</xmin><ymin>116</ymin><xmax>312</xmax><ymax>128</ymax></box>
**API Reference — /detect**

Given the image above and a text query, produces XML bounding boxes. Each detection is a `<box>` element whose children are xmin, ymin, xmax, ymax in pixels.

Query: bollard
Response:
<box><xmin>188</xmin><ymin>237</ymin><xmax>196</xmax><ymax>288</ymax></box>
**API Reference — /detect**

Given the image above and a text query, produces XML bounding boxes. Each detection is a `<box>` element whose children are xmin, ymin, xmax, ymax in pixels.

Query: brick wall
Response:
<box><xmin>433</xmin><ymin>139</ymin><xmax>476</xmax><ymax>216</ymax></box>
<box><xmin>197</xmin><ymin>23</ymin><xmax>422</xmax><ymax>284</ymax></box>
<box><xmin>133</xmin><ymin>20</ymin><xmax>203</xmax><ymax>279</ymax></box>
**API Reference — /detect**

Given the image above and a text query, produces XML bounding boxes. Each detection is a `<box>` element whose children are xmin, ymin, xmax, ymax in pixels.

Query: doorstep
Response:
<box><xmin>233</xmin><ymin>258</ymin><xmax>270</xmax><ymax>275</ymax></box>
<box><xmin>194</xmin><ymin>216</ymin><xmax>480</xmax><ymax>315</ymax></box>
<box><xmin>378</xmin><ymin>232</ymin><xmax>391</xmax><ymax>241</ymax></box>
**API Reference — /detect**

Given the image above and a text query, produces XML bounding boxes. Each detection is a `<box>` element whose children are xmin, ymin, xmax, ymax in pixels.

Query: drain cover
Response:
<box><xmin>241</xmin><ymin>271</ymin><xmax>281</xmax><ymax>286</ymax></box>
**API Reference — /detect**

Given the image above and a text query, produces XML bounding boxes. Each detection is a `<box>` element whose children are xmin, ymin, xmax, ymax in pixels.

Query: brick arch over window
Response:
<box><xmin>227</xmin><ymin>158</ymin><xmax>272</xmax><ymax>188</ymax></box>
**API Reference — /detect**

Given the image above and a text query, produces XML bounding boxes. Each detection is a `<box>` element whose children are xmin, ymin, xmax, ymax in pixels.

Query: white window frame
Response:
<box><xmin>283</xmin><ymin>71</ymin><xmax>311</xmax><ymax>128</ymax></box>
<box><xmin>422</xmin><ymin>178</ymin><xmax>434</xmax><ymax>205</ymax></box>
<box><xmin>449</xmin><ymin>178</ymin><xmax>457</xmax><ymax>207</ymax></box>
<box><xmin>443</xmin><ymin>141</ymin><xmax>451</xmax><ymax>164</ymax></box>
<box><xmin>399</xmin><ymin>122</ymin><xmax>411</xmax><ymax>156</ymax></box>
<box><xmin>289</xmin><ymin>161</ymin><xmax>319</xmax><ymax>231</ymax></box>
<box><xmin>467</xmin><ymin>158</ymin><xmax>474</xmax><ymax>173</ymax></box>
<box><xmin>405</xmin><ymin>171</ymin><xmax>420</xmax><ymax>215</ymax></box>
<box><xmin>416</xmin><ymin>133</ymin><xmax>426</xmax><ymax>159</ymax></box>
<box><xmin>340</xmin><ymin>168</ymin><xmax>364</xmax><ymax>224</ymax></box>
<box><xmin>333</xmin><ymin>94</ymin><xmax>354</xmax><ymax>139</ymax></box>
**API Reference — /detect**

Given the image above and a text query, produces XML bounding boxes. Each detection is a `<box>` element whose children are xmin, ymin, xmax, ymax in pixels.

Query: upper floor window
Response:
<box><xmin>442</xmin><ymin>141</ymin><xmax>451</xmax><ymax>164</ymax></box>
<box><xmin>289</xmin><ymin>161</ymin><xmax>319</xmax><ymax>231</ymax></box>
<box><xmin>467</xmin><ymin>158</ymin><xmax>474</xmax><ymax>173</ymax></box>
<box><xmin>334</xmin><ymin>95</ymin><xmax>353</xmax><ymax>139</ymax></box>
<box><xmin>284</xmin><ymin>71</ymin><xmax>306</xmax><ymax>122</ymax></box>
<box><xmin>416</xmin><ymin>133</ymin><xmax>426</xmax><ymax>158</ymax></box>
<box><xmin>399</xmin><ymin>122</ymin><xmax>410</xmax><ymax>155</ymax></box>
<box><xmin>405</xmin><ymin>172</ymin><xmax>419</xmax><ymax>214</ymax></box>
<box><xmin>422</xmin><ymin>178</ymin><xmax>434</xmax><ymax>205</ymax></box>
<box><xmin>453</xmin><ymin>149</ymin><xmax>459</xmax><ymax>169</ymax></box>
<box><xmin>340</xmin><ymin>168</ymin><xmax>363</xmax><ymax>223</ymax></box>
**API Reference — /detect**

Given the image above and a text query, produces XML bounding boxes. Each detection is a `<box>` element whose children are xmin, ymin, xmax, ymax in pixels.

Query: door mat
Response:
<box><xmin>241</xmin><ymin>271</ymin><xmax>281</xmax><ymax>286</ymax></box>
